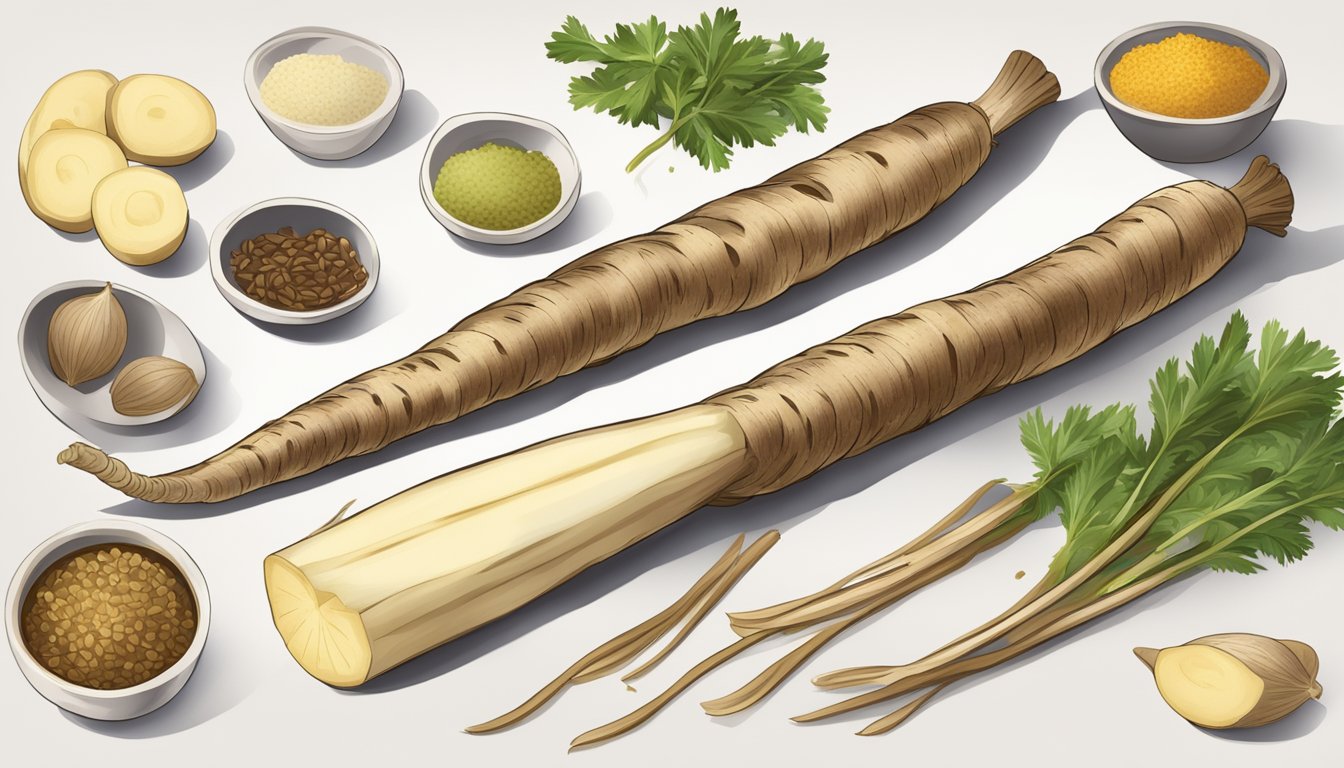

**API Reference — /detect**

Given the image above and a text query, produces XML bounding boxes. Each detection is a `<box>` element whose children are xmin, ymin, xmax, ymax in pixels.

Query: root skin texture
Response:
<box><xmin>61</xmin><ymin>52</ymin><xmax>1060</xmax><ymax>504</ymax></box>
<box><xmin>263</xmin><ymin>155</ymin><xmax>1290</xmax><ymax>691</ymax></box>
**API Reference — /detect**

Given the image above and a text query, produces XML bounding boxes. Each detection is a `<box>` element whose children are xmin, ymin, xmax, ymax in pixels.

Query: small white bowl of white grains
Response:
<box><xmin>245</xmin><ymin>26</ymin><xmax>404</xmax><ymax>160</ymax></box>
<box><xmin>419</xmin><ymin>112</ymin><xmax>582</xmax><ymax>245</ymax></box>
<box><xmin>5</xmin><ymin>520</ymin><xmax>210</xmax><ymax>720</ymax></box>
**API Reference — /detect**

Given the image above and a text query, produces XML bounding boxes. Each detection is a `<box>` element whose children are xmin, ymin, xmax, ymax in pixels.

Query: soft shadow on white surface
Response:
<box><xmin>137</xmin><ymin>219</ymin><xmax>209</xmax><ymax>279</ymax></box>
<box><xmin>52</xmin><ymin>227</ymin><xmax>99</xmax><ymax>243</ymax></box>
<box><xmin>160</xmin><ymin>129</ymin><xmax>235</xmax><ymax>191</ymax></box>
<box><xmin>58</xmin><ymin>638</ymin><xmax>255</xmax><ymax>738</ymax></box>
<box><xmin>44</xmin><ymin>343</ymin><xmax>241</xmax><ymax>454</ymax></box>
<box><xmin>288</xmin><ymin>89</ymin><xmax>439</xmax><ymax>168</ymax></box>
<box><xmin>451</xmin><ymin>191</ymin><xmax>616</xmax><ymax>257</ymax></box>
<box><xmin>1203</xmin><ymin>700</ymin><xmax>1328</xmax><ymax>742</ymax></box>
<box><xmin>1157</xmin><ymin>120</ymin><xmax>1343</xmax><ymax>203</ymax></box>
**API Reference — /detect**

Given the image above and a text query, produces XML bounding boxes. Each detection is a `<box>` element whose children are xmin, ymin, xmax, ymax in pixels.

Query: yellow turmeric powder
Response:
<box><xmin>1110</xmin><ymin>33</ymin><xmax>1268</xmax><ymax>119</ymax></box>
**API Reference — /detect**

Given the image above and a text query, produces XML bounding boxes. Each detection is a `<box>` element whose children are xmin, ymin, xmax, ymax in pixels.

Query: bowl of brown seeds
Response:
<box><xmin>209</xmin><ymin>197</ymin><xmax>379</xmax><ymax>325</ymax></box>
<box><xmin>5</xmin><ymin>520</ymin><xmax>210</xmax><ymax>720</ymax></box>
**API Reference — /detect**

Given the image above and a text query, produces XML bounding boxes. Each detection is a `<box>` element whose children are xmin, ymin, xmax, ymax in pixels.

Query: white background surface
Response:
<box><xmin>2</xmin><ymin>0</ymin><xmax>1341</xmax><ymax>764</ymax></box>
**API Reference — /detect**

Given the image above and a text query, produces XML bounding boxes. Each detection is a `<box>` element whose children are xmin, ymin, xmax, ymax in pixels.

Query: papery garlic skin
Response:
<box><xmin>47</xmin><ymin>283</ymin><xmax>127</xmax><ymax>387</ymax></box>
<box><xmin>1136</xmin><ymin>633</ymin><xmax>1323</xmax><ymax>729</ymax></box>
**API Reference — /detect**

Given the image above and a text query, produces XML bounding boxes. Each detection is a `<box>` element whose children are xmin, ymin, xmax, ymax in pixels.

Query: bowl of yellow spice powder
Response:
<box><xmin>419</xmin><ymin>113</ymin><xmax>581</xmax><ymax>244</ymax></box>
<box><xmin>1096</xmin><ymin>22</ymin><xmax>1285</xmax><ymax>162</ymax></box>
<box><xmin>6</xmin><ymin>520</ymin><xmax>209</xmax><ymax>720</ymax></box>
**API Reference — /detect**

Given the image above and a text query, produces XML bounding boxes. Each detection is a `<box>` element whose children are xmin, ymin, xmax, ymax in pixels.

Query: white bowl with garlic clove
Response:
<box><xmin>18</xmin><ymin>280</ymin><xmax>206</xmax><ymax>428</ymax></box>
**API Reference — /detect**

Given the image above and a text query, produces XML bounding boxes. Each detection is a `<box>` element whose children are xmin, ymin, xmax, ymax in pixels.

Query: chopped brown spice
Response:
<box><xmin>21</xmin><ymin>544</ymin><xmax>197</xmax><ymax>689</ymax></box>
<box><xmin>230</xmin><ymin>226</ymin><xmax>368</xmax><ymax>311</ymax></box>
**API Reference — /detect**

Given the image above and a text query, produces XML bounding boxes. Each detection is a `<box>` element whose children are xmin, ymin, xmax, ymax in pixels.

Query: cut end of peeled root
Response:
<box><xmin>263</xmin><ymin>554</ymin><xmax>372</xmax><ymax>688</ymax></box>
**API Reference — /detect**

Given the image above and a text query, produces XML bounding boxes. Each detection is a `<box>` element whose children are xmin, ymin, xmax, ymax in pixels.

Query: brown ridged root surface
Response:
<box><xmin>57</xmin><ymin>51</ymin><xmax>1060</xmax><ymax>503</ymax></box>
<box><xmin>706</xmin><ymin>155</ymin><xmax>1292</xmax><ymax>501</ymax></box>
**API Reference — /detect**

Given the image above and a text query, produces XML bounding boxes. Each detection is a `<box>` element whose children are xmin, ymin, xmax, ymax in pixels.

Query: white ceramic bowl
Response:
<box><xmin>245</xmin><ymin>26</ymin><xmax>405</xmax><ymax>161</ymax></box>
<box><xmin>419</xmin><ymin>112</ymin><xmax>581</xmax><ymax>244</ymax></box>
<box><xmin>210</xmin><ymin>197</ymin><xmax>380</xmax><ymax>325</ymax></box>
<box><xmin>18</xmin><ymin>281</ymin><xmax>206</xmax><ymax>428</ymax></box>
<box><xmin>1095</xmin><ymin>21</ymin><xmax>1286</xmax><ymax>163</ymax></box>
<box><xmin>5</xmin><ymin>520</ymin><xmax>211</xmax><ymax>721</ymax></box>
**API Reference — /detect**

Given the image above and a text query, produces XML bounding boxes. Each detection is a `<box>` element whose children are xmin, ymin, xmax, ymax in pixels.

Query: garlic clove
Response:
<box><xmin>1136</xmin><ymin>633</ymin><xmax>1322</xmax><ymax>729</ymax></box>
<box><xmin>1277</xmin><ymin>638</ymin><xmax>1321</xmax><ymax>682</ymax></box>
<box><xmin>47</xmin><ymin>283</ymin><xmax>128</xmax><ymax>386</ymax></box>
<box><xmin>109</xmin><ymin>355</ymin><xmax>199</xmax><ymax>417</ymax></box>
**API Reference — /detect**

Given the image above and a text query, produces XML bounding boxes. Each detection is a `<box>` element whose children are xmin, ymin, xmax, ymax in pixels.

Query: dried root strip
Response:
<box><xmin>619</xmin><ymin>530</ymin><xmax>780</xmax><ymax>683</ymax></box>
<box><xmin>466</xmin><ymin>534</ymin><xmax>745</xmax><ymax>733</ymax></box>
<box><xmin>727</xmin><ymin>479</ymin><xmax>1005</xmax><ymax>633</ymax></box>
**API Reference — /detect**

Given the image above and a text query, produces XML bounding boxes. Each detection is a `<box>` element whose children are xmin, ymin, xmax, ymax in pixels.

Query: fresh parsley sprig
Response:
<box><xmin>546</xmin><ymin>8</ymin><xmax>829</xmax><ymax>173</ymax></box>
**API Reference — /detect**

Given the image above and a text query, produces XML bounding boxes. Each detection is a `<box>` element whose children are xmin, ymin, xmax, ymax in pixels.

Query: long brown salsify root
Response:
<box><xmin>58</xmin><ymin>52</ymin><xmax>1060</xmax><ymax>504</ymax></box>
<box><xmin>265</xmin><ymin>158</ymin><xmax>1293</xmax><ymax>690</ymax></box>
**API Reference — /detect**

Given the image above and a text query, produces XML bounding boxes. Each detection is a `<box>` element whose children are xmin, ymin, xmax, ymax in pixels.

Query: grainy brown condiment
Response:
<box><xmin>21</xmin><ymin>544</ymin><xmax>197</xmax><ymax>690</ymax></box>
<box><xmin>230</xmin><ymin>226</ymin><xmax>369</xmax><ymax>311</ymax></box>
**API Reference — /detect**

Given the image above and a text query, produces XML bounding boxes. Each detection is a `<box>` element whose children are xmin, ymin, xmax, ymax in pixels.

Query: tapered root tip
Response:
<box><xmin>972</xmin><ymin>50</ymin><xmax>1061</xmax><ymax>136</ymax></box>
<box><xmin>58</xmin><ymin>442</ymin><xmax>205</xmax><ymax>503</ymax></box>
<box><xmin>1132</xmin><ymin>647</ymin><xmax>1160</xmax><ymax>670</ymax></box>
<box><xmin>1229</xmin><ymin>155</ymin><xmax>1293</xmax><ymax>236</ymax></box>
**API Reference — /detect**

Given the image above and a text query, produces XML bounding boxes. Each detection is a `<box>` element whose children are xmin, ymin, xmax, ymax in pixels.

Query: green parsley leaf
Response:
<box><xmin>546</xmin><ymin>8</ymin><xmax>828</xmax><ymax>172</ymax></box>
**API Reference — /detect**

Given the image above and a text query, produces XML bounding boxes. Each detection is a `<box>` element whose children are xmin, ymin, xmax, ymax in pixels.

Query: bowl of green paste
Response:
<box><xmin>419</xmin><ymin>113</ymin><xmax>581</xmax><ymax>244</ymax></box>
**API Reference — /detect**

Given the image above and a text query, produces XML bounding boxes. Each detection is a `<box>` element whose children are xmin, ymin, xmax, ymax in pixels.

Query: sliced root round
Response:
<box><xmin>19</xmin><ymin>69</ymin><xmax>118</xmax><ymax>208</ymax></box>
<box><xmin>25</xmin><ymin>128</ymin><xmax>127</xmax><ymax>233</ymax></box>
<box><xmin>93</xmin><ymin>166</ymin><xmax>188</xmax><ymax>265</ymax></box>
<box><xmin>106</xmin><ymin>74</ymin><xmax>216</xmax><ymax>165</ymax></box>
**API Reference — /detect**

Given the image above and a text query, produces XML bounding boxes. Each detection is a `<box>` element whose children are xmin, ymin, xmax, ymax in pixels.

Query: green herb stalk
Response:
<box><xmin>547</xmin><ymin>8</ymin><xmax>829</xmax><ymax>172</ymax></box>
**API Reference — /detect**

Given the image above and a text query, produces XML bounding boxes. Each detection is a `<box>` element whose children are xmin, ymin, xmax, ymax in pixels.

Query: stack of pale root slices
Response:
<box><xmin>19</xmin><ymin>69</ymin><xmax>216</xmax><ymax>266</ymax></box>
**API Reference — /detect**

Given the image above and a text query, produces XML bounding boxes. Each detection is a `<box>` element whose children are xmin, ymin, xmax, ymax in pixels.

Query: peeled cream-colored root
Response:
<box><xmin>24</xmin><ymin>128</ymin><xmax>127</xmax><ymax>233</ymax></box>
<box><xmin>265</xmin><ymin>406</ymin><xmax>748</xmax><ymax>688</ymax></box>
<box><xmin>92</xmin><ymin>166</ymin><xmax>188</xmax><ymax>265</ymax></box>
<box><xmin>106</xmin><ymin>74</ymin><xmax>215</xmax><ymax>165</ymax></box>
<box><xmin>19</xmin><ymin>69</ymin><xmax>117</xmax><ymax>208</ymax></box>
<box><xmin>1137</xmin><ymin>634</ymin><xmax>1323</xmax><ymax>729</ymax></box>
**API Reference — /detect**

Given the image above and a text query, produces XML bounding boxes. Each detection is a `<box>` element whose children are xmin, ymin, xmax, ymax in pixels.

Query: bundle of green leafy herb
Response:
<box><xmin>569</xmin><ymin>314</ymin><xmax>1344</xmax><ymax>745</ymax></box>
<box><xmin>546</xmin><ymin>8</ymin><xmax>828</xmax><ymax>172</ymax></box>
